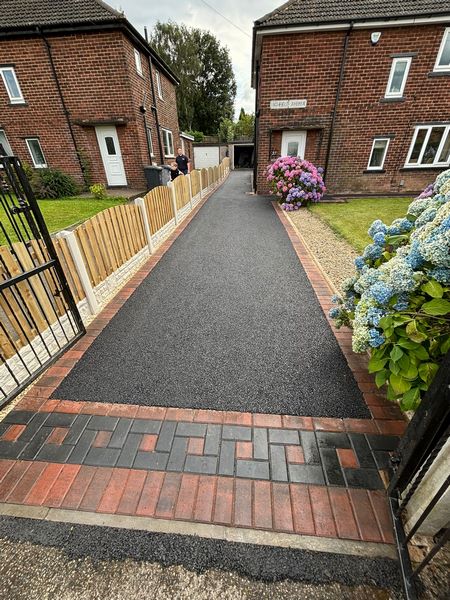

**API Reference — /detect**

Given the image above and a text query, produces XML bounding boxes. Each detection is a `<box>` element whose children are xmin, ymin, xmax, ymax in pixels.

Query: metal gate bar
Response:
<box><xmin>0</xmin><ymin>155</ymin><xmax>85</xmax><ymax>407</ymax></box>
<box><xmin>388</xmin><ymin>351</ymin><xmax>450</xmax><ymax>599</ymax></box>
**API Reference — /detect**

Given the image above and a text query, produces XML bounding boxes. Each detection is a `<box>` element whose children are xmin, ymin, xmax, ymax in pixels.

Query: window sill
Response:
<box><xmin>9</xmin><ymin>101</ymin><xmax>27</xmax><ymax>107</ymax></box>
<box><xmin>380</xmin><ymin>97</ymin><xmax>405</xmax><ymax>103</ymax></box>
<box><xmin>428</xmin><ymin>70</ymin><xmax>450</xmax><ymax>77</ymax></box>
<box><xmin>400</xmin><ymin>165</ymin><xmax>448</xmax><ymax>171</ymax></box>
<box><xmin>363</xmin><ymin>169</ymin><xmax>386</xmax><ymax>174</ymax></box>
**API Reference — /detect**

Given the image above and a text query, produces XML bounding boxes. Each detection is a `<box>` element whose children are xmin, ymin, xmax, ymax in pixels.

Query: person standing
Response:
<box><xmin>175</xmin><ymin>147</ymin><xmax>190</xmax><ymax>175</ymax></box>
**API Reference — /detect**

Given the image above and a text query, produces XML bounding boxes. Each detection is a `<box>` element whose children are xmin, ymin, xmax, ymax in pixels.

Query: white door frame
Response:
<box><xmin>95</xmin><ymin>125</ymin><xmax>127</xmax><ymax>187</ymax></box>
<box><xmin>281</xmin><ymin>130</ymin><xmax>307</xmax><ymax>158</ymax></box>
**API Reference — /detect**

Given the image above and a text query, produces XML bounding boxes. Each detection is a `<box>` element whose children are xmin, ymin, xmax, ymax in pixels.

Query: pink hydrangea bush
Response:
<box><xmin>266</xmin><ymin>156</ymin><xmax>326</xmax><ymax>210</ymax></box>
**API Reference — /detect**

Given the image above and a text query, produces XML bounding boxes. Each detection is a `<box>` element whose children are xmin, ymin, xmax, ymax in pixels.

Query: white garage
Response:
<box><xmin>193</xmin><ymin>145</ymin><xmax>220</xmax><ymax>169</ymax></box>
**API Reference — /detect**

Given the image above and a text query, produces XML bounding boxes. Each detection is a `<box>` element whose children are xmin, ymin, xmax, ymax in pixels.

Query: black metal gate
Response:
<box><xmin>0</xmin><ymin>155</ymin><xmax>85</xmax><ymax>408</ymax></box>
<box><xmin>388</xmin><ymin>351</ymin><xmax>450</xmax><ymax>599</ymax></box>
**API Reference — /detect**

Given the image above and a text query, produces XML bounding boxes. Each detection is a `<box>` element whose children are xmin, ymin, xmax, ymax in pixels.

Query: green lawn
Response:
<box><xmin>0</xmin><ymin>197</ymin><xmax>126</xmax><ymax>245</ymax></box>
<box><xmin>310</xmin><ymin>197</ymin><xmax>413</xmax><ymax>253</ymax></box>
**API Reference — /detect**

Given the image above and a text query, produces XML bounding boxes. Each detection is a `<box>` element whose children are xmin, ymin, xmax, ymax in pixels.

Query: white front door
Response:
<box><xmin>281</xmin><ymin>131</ymin><xmax>307</xmax><ymax>158</ymax></box>
<box><xmin>95</xmin><ymin>125</ymin><xmax>127</xmax><ymax>186</ymax></box>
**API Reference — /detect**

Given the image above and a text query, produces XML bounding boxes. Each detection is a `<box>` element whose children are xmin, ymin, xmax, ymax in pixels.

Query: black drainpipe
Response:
<box><xmin>39</xmin><ymin>28</ymin><xmax>87</xmax><ymax>184</ymax></box>
<box><xmin>252</xmin><ymin>59</ymin><xmax>260</xmax><ymax>193</ymax></box>
<box><xmin>144</xmin><ymin>27</ymin><xmax>165</xmax><ymax>165</ymax></box>
<box><xmin>323</xmin><ymin>22</ymin><xmax>353</xmax><ymax>181</ymax></box>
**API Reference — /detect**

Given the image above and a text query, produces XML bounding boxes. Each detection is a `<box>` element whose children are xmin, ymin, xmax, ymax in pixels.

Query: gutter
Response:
<box><xmin>323</xmin><ymin>23</ymin><xmax>353</xmax><ymax>182</ymax></box>
<box><xmin>39</xmin><ymin>28</ymin><xmax>87</xmax><ymax>184</ymax></box>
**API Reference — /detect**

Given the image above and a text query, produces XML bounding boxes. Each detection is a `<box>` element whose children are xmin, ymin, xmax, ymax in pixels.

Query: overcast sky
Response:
<box><xmin>115</xmin><ymin>0</ymin><xmax>280</xmax><ymax>117</ymax></box>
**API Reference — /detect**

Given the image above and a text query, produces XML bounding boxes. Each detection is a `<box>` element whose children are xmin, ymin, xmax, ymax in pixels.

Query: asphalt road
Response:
<box><xmin>53</xmin><ymin>171</ymin><xmax>369</xmax><ymax>418</ymax></box>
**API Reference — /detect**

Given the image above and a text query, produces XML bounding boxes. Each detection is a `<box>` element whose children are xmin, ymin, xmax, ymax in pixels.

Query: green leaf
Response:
<box><xmin>400</xmin><ymin>387</ymin><xmax>421</xmax><ymax>411</ymax></box>
<box><xmin>406</xmin><ymin>320</ymin><xmax>427</xmax><ymax>343</ymax></box>
<box><xmin>397</xmin><ymin>339</ymin><xmax>420</xmax><ymax>350</ymax></box>
<box><xmin>368</xmin><ymin>356</ymin><xmax>388</xmax><ymax>373</ymax></box>
<box><xmin>386</xmin><ymin>384</ymin><xmax>397</xmax><ymax>401</ymax></box>
<box><xmin>375</xmin><ymin>369</ymin><xmax>389</xmax><ymax>388</ymax></box>
<box><xmin>390</xmin><ymin>373</ymin><xmax>412</xmax><ymax>395</ymax></box>
<box><xmin>389</xmin><ymin>360</ymin><xmax>400</xmax><ymax>375</ymax></box>
<box><xmin>379</xmin><ymin>316</ymin><xmax>393</xmax><ymax>330</ymax></box>
<box><xmin>421</xmin><ymin>280</ymin><xmax>444</xmax><ymax>299</ymax></box>
<box><xmin>422</xmin><ymin>299</ymin><xmax>450</xmax><ymax>316</ymax></box>
<box><xmin>398</xmin><ymin>353</ymin><xmax>410</xmax><ymax>372</ymax></box>
<box><xmin>441</xmin><ymin>336</ymin><xmax>450</xmax><ymax>355</ymax></box>
<box><xmin>418</xmin><ymin>362</ymin><xmax>439</xmax><ymax>385</ymax></box>
<box><xmin>390</xmin><ymin>346</ymin><xmax>404</xmax><ymax>362</ymax></box>
<box><xmin>411</xmin><ymin>346</ymin><xmax>429</xmax><ymax>360</ymax></box>
<box><xmin>401</xmin><ymin>363</ymin><xmax>419</xmax><ymax>381</ymax></box>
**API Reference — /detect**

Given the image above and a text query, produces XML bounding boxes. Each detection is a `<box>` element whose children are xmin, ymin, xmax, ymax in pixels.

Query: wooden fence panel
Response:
<box><xmin>74</xmin><ymin>204</ymin><xmax>146</xmax><ymax>287</ymax></box>
<box><xmin>144</xmin><ymin>186</ymin><xmax>175</xmax><ymax>235</ymax></box>
<box><xmin>173</xmin><ymin>175</ymin><xmax>191</xmax><ymax>210</ymax></box>
<box><xmin>201</xmin><ymin>169</ymin><xmax>209</xmax><ymax>190</ymax></box>
<box><xmin>190</xmin><ymin>170</ymin><xmax>201</xmax><ymax>197</ymax></box>
<box><xmin>208</xmin><ymin>167</ymin><xmax>214</xmax><ymax>185</ymax></box>
<box><xmin>53</xmin><ymin>237</ymin><xmax>85</xmax><ymax>303</ymax></box>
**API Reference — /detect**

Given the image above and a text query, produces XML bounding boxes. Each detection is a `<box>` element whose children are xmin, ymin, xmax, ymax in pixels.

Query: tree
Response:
<box><xmin>234</xmin><ymin>109</ymin><xmax>255</xmax><ymax>140</ymax></box>
<box><xmin>150</xmin><ymin>22</ymin><xmax>236</xmax><ymax>134</ymax></box>
<box><xmin>218</xmin><ymin>118</ymin><xmax>234</xmax><ymax>143</ymax></box>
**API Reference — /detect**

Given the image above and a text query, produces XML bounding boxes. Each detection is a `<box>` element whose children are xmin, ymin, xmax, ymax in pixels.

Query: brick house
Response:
<box><xmin>0</xmin><ymin>0</ymin><xmax>185</xmax><ymax>190</ymax></box>
<box><xmin>252</xmin><ymin>1</ymin><xmax>450</xmax><ymax>195</ymax></box>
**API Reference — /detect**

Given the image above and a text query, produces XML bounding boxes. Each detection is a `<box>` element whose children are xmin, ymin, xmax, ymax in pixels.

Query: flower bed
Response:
<box><xmin>266</xmin><ymin>156</ymin><xmax>326</xmax><ymax>210</ymax></box>
<box><xmin>331</xmin><ymin>169</ymin><xmax>450</xmax><ymax>412</ymax></box>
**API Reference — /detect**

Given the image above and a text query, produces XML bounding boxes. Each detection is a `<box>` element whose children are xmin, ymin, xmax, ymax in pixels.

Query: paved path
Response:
<box><xmin>52</xmin><ymin>171</ymin><xmax>367</xmax><ymax>418</ymax></box>
<box><xmin>0</xmin><ymin>171</ymin><xmax>407</xmax><ymax>593</ymax></box>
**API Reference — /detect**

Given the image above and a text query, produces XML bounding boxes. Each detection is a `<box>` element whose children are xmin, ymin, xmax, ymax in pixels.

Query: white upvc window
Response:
<box><xmin>385</xmin><ymin>57</ymin><xmax>412</xmax><ymax>98</ymax></box>
<box><xmin>0</xmin><ymin>66</ymin><xmax>25</xmax><ymax>104</ymax></box>
<box><xmin>156</xmin><ymin>70</ymin><xmax>163</xmax><ymax>99</ymax></box>
<box><xmin>134</xmin><ymin>49</ymin><xmax>143</xmax><ymax>76</ymax></box>
<box><xmin>367</xmin><ymin>138</ymin><xmax>390</xmax><ymax>171</ymax></box>
<box><xmin>405</xmin><ymin>125</ymin><xmax>450</xmax><ymax>168</ymax></box>
<box><xmin>162</xmin><ymin>128</ymin><xmax>174</xmax><ymax>157</ymax></box>
<box><xmin>434</xmin><ymin>27</ymin><xmax>450</xmax><ymax>72</ymax></box>
<box><xmin>0</xmin><ymin>129</ymin><xmax>13</xmax><ymax>156</ymax></box>
<box><xmin>25</xmin><ymin>138</ymin><xmax>47</xmax><ymax>168</ymax></box>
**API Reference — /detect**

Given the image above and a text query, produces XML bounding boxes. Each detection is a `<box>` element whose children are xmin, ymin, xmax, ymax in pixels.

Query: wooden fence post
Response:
<box><xmin>169</xmin><ymin>182</ymin><xmax>179</xmax><ymax>225</ymax></box>
<box><xmin>58</xmin><ymin>230</ymin><xmax>99</xmax><ymax>315</ymax></box>
<box><xmin>134</xmin><ymin>197</ymin><xmax>154</xmax><ymax>255</ymax></box>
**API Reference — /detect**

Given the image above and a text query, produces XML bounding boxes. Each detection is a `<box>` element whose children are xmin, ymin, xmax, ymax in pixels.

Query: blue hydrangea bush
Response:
<box><xmin>330</xmin><ymin>169</ymin><xmax>450</xmax><ymax>412</ymax></box>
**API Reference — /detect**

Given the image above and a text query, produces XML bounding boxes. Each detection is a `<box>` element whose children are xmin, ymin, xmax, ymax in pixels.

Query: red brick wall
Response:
<box><xmin>0</xmin><ymin>30</ymin><xmax>181</xmax><ymax>190</ymax></box>
<box><xmin>153</xmin><ymin>67</ymin><xmax>182</xmax><ymax>162</ymax></box>
<box><xmin>256</xmin><ymin>25</ymin><xmax>450</xmax><ymax>195</ymax></box>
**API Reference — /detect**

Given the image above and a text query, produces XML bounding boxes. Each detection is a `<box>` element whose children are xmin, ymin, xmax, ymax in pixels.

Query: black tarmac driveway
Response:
<box><xmin>53</xmin><ymin>171</ymin><xmax>369</xmax><ymax>418</ymax></box>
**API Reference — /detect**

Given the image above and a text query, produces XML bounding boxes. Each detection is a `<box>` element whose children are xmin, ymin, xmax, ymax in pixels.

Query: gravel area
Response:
<box><xmin>52</xmin><ymin>171</ymin><xmax>368</xmax><ymax>418</ymax></box>
<box><xmin>0</xmin><ymin>517</ymin><xmax>401</xmax><ymax>599</ymax></box>
<box><xmin>288</xmin><ymin>208</ymin><xmax>358</xmax><ymax>292</ymax></box>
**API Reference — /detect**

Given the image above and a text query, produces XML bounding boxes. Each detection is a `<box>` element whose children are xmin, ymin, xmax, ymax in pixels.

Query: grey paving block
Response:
<box><xmin>134</xmin><ymin>451</ymin><xmax>169</xmax><ymax>471</ymax></box>
<box><xmin>109</xmin><ymin>418</ymin><xmax>133</xmax><ymax>448</ymax></box>
<box><xmin>17</xmin><ymin>413</ymin><xmax>50</xmax><ymax>442</ymax></box>
<box><xmin>3</xmin><ymin>411</ymin><xmax>35</xmax><ymax>424</ymax></box>
<box><xmin>130</xmin><ymin>420</ymin><xmax>161</xmax><ymax>435</ymax></box>
<box><xmin>366</xmin><ymin>434</ymin><xmax>399</xmax><ymax>452</ymax></box>
<box><xmin>270</xmin><ymin>445</ymin><xmax>288</xmax><ymax>481</ymax></box>
<box><xmin>236</xmin><ymin>460</ymin><xmax>270</xmax><ymax>480</ymax></box>
<box><xmin>222</xmin><ymin>426</ymin><xmax>252</xmax><ymax>441</ymax></box>
<box><xmin>167</xmin><ymin>437</ymin><xmax>188</xmax><ymax>471</ymax></box>
<box><xmin>320</xmin><ymin>448</ymin><xmax>345</xmax><ymax>486</ymax></box>
<box><xmin>300</xmin><ymin>431</ymin><xmax>320</xmax><ymax>464</ymax></box>
<box><xmin>344</xmin><ymin>468</ymin><xmax>384</xmax><ymax>490</ymax></box>
<box><xmin>156</xmin><ymin>421</ymin><xmax>177</xmax><ymax>452</ymax></box>
<box><xmin>269</xmin><ymin>429</ymin><xmax>299</xmax><ymax>445</ymax></box>
<box><xmin>0</xmin><ymin>440</ymin><xmax>27</xmax><ymax>459</ymax></box>
<box><xmin>45</xmin><ymin>412</ymin><xmax>78</xmax><ymax>428</ymax></box>
<box><xmin>66</xmin><ymin>429</ymin><xmax>97</xmax><ymax>464</ymax></box>
<box><xmin>84</xmin><ymin>447</ymin><xmax>121</xmax><ymax>467</ymax></box>
<box><xmin>316</xmin><ymin>432</ymin><xmax>351</xmax><ymax>449</ymax></box>
<box><xmin>253</xmin><ymin>428</ymin><xmax>269</xmax><ymax>460</ymax></box>
<box><xmin>116</xmin><ymin>433</ymin><xmax>142</xmax><ymax>468</ymax></box>
<box><xmin>204</xmin><ymin>424</ymin><xmax>221</xmax><ymax>455</ymax></box>
<box><xmin>18</xmin><ymin>427</ymin><xmax>52</xmax><ymax>460</ymax></box>
<box><xmin>349</xmin><ymin>433</ymin><xmax>377</xmax><ymax>468</ymax></box>
<box><xmin>184</xmin><ymin>455</ymin><xmax>217</xmax><ymax>475</ymax></box>
<box><xmin>218</xmin><ymin>440</ymin><xmax>235</xmax><ymax>475</ymax></box>
<box><xmin>176</xmin><ymin>423</ymin><xmax>206</xmax><ymax>437</ymax></box>
<box><xmin>35</xmin><ymin>443</ymin><xmax>74</xmax><ymax>463</ymax></box>
<box><xmin>288</xmin><ymin>464</ymin><xmax>325</xmax><ymax>485</ymax></box>
<box><xmin>86</xmin><ymin>416</ymin><xmax>119</xmax><ymax>432</ymax></box>
<box><xmin>64</xmin><ymin>414</ymin><xmax>92</xmax><ymax>445</ymax></box>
